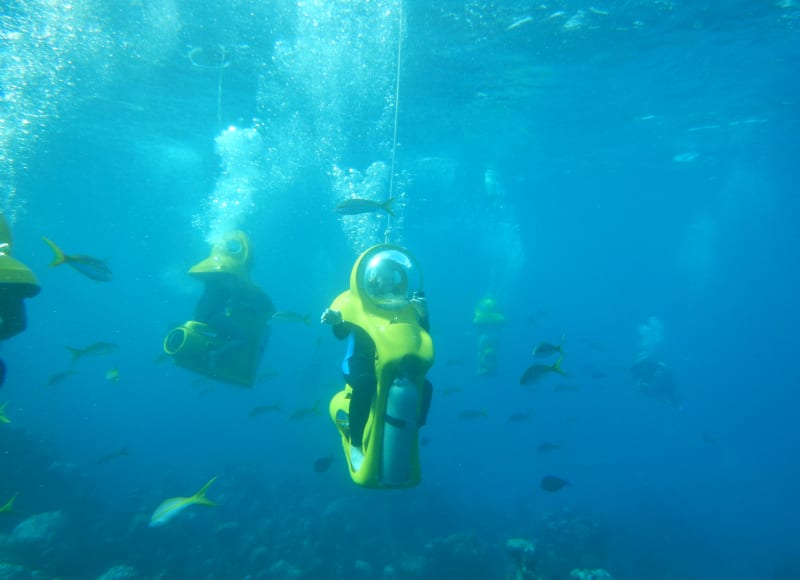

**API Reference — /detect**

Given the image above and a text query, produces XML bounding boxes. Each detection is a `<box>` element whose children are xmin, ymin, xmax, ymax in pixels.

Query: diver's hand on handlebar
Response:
<box><xmin>320</xmin><ymin>308</ymin><xmax>342</xmax><ymax>325</ymax></box>
<box><xmin>410</xmin><ymin>292</ymin><xmax>427</xmax><ymax>319</ymax></box>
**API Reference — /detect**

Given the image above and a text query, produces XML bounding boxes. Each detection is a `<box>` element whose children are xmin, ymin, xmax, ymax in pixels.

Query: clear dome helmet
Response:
<box><xmin>357</xmin><ymin>246</ymin><xmax>422</xmax><ymax>310</ymax></box>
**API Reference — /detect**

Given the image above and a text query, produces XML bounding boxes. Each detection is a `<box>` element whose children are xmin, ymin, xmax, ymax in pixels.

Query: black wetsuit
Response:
<box><xmin>631</xmin><ymin>357</ymin><xmax>681</xmax><ymax>408</ymax></box>
<box><xmin>332</xmin><ymin>314</ymin><xmax>433</xmax><ymax>448</ymax></box>
<box><xmin>194</xmin><ymin>277</ymin><xmax>275</xmax><ymax>364</ymax></box>
<box><xmin>0</xmin><ymin>289</ymin><xmax>30</xmax><ymax>389</ymax></box>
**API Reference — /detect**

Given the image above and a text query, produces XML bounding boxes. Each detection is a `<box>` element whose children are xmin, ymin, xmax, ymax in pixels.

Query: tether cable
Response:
<box><xmin>385</xmin><ymin>0</ymin><xmax>403</xmax><ymax>244</ymax></box>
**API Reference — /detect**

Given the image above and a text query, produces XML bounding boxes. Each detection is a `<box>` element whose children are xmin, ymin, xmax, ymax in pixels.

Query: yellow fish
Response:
<box><xmin>149</xmin><ymin>477</ymin><xmax>217</xmax><ymax>527</ymax></box>
<box><xmin>0</xmin><ymin>492</ymin><xmax>18</xmax><ymax>514</ymax></box>
<box><xmin>458</xmin><ymin>409</ymin><xmax>488</xmax><ymax>420</ymax></box>
<box><xmin>66</xmin><ymin>341</ymin><xmax>119</xmax><ymax>363</ymax></box>
<box><xmin>248</xmin><ymin>403</ymin><xmax>281</xmax><ymax>417</ymax></box>
<box><xmin>271</xmin><ymin>311</ymin><xmax>311</xmax><ymax>325</ymax></box>
<box><xmin>105</xmin><ymin>367</ymin><xmax>120</xmax><ymax>383</ymax></box>
<box><xmin>42</xmin><ymin>237</ymin><xmax>113</xmax><ymax>282</ymax></box>
<box><xmin>96</xmin><ymin>443</ymin><xmax>130</xmax><ymax>464</ymax></box>
<box><xmin>532</xmin><ymin>331</ymin><xmax>566</xmax><ymax>358</ymax></box>
<box><xmin>47</xmin><ymin>369</ymin><xmax>78</xmax><ymax>386</ymax></box>
<box><xmin>334</xmin><ymin>197</ymin><xmax>395</xmax><ymax>216</ymax></box>
<box><xmin>520</xmin><ymin>356</ymin><xmax>567</xmax><ymax>386</ymax></box>
<box><xmin>288</xmin><ymin>402</ymin><xmax>323</xmax><ymax>421</ymax></box>
<box><xmin>0</xmin><ymin>401</ymin><xmax>10</xmax><ymax>424</ymax></box>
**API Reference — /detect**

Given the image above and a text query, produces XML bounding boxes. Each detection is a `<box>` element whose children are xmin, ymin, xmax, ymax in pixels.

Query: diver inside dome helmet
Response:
<box><xmin>321</xmin><ymin>247</ymin><xmax>433</xmax><ymax>472</ymax></box>
<box><xmin>163</xmin><ymin>231</ymin><xmax>275</xmax><ymax>386</ymax></box>
<box><xmin>365</xmin><ymin>257</ymin><xmax>409</xmax><ymax>306</ymax></box>
<box><xmin>192</xmin><ymin>232</ymin><xmax>274</xmax><ymax>368</ymax></box>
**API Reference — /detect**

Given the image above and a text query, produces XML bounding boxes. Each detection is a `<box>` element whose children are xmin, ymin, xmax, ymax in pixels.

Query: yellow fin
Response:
<box><xmin>0</xmin><ymin>492</ymin><xmax>18</xmax><ymax>513</ymax></box>
<box><xmin>41</xmin><ymin>237</ymin><xmax>67</xmax><ymax>267</ymax></box>
<box><xmin>0</xmin><ymin>401</ymin><xmax>10</xmax><ymax>424</ymax></box>
<box><xmin>382</xmin><ymin>197</ymin><xmax>396</xmax><ymax>217</ymax></box>
<box><xmin>191</xmin><ymin>476</ymin><xmax>218</xmax><ymax>507</ymax></box>
<box><xmin>65</xmin><ymin>346</ymin><xmax>84</xmax><ymax>363</ymax></box>
<box><xmin>553</xmin><ymin>356</ymin><xmax>568</xmax><ymax>376</ymax></box>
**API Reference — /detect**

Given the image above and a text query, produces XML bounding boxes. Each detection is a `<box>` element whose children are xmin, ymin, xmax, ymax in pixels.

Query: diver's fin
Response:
<box><xmin>350</xmin><ymin>445</ymin><xmax>364</xmax><ymax>472</ymax></box>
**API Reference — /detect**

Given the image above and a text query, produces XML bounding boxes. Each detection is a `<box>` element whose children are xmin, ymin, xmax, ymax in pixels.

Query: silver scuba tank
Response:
<box><xmin>381</xmin><ymin>377</ymin><xmax>419</xmax><ymax>486</ymax></box>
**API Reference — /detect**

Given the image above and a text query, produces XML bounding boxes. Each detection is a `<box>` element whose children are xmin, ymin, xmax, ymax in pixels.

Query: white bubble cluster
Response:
<box><xmin>254</xmin><ymin>1</ymin><xmax>404</xmax><ymax>251</ymax></box>
<box><xmin>0</xmin><ymin>0</ymin><xmax>112</xmax><ymax>221</ymax></box>
<box><xmin>638</xmin><ymin>315</ymin><xmax>664</xmax><ymax>356</ymax></box>
<box><xmin>483</xmin><ymin>168</ymin><xmax>524</xmax><ymax>301</ymax></box>
<box><xmin>201</xmin><ymin>125</ymin><xmax>266</xmax><ymax>243</ymax></box>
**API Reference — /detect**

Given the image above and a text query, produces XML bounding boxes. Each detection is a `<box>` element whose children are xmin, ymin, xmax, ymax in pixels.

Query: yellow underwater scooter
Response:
<box><xmin>327</xmin><ymin>245</ymin><xmax>434</xmax><ymax>488</ymax></box>
<box><xmin>163</xmin><ymin>231</ymin><xmax>272</xmax><ymax>387</ymax></box>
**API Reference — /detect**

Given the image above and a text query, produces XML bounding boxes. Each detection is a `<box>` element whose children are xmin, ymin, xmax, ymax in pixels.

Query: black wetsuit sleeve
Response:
<box><xmin>265</xmin><ymin>295</ymin><xmax>276</xmax><ymax>318</ymax></box>
<box><xmin>332</xmin><ymin>321</ymin><xmax>351</xmax><ymax>340</ymax></box>
<box><xmin>194</xmin><ymin>282</ymin><xmax>227</xmax><ymax>323</ymax></box>
<box><xmin>256</xmin><ymin>290</ymin><xmax>276</xmax><ymax>319</ymax></box>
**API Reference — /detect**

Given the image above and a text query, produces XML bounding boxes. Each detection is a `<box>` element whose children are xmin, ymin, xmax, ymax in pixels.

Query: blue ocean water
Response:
<box><xmin>1</xmin><ymin>1</ymin><xmax>798</xmax><ymax>578</ymax></box>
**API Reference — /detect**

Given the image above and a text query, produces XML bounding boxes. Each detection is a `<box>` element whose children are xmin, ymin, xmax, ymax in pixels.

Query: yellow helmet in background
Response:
<box><xmin>473</xmin><ymin>297</ymin><xmax>505</xmax><ymax>326</ymax></box>
<box><xmin>0</xmin><ymin>214</ymin><xmax>40</xmax><ymax>296</ymax></box>
<box><xmin>189</xmin><ymin>230</ymin><xmax>252</xmax><ymax>283</ymax></box>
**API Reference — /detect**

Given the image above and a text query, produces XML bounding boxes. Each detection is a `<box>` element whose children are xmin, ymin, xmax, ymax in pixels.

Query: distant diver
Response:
<box><xmin>163</xmin><ymin>231</ymin><xmax>274</xmax><ymax>387</ymax></box>
<box><xmin>188</xmin><ymin>45</ymin><xmax>231</xmax><ymax>71</ymax></box>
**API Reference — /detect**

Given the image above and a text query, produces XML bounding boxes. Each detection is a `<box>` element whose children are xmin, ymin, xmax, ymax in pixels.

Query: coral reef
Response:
<box><xmin>0</xmin><ymin>562</ymin><xmax>49</xmax><ymax>580</ymax></box>
<box><xmin>10</xmin><ymin>511</ymin><xmax>66</xmax><ymax>545</ymax></box>
<box><xmin>570</xmin><ymin>568</ymin><xmax>614</xmax><ymax>580</ymax></box>
<box><xmin>95</xmin><ymin>564</ymin><xmax>138</xmax><ymax>580</ymax></box>
<box><xmin>506</xmin><ymin>537</ymin><xmax>539</xmax><ymax>580</ymax></box>
<box><xmin>420</xmin><ymin>530</ymin><xmax>495</xmax><ymax>578</ymax></box>
<box><xmin>533</xmin><ymin>508</ymin><xmax>609</xmax><ymax>578</ymax></box>
<box><xmin>266</xmin><ymin>559</ymin><xmax>302</xmax><ymax>580</ymax></box>
<box><xmin>0</xmin><ymin>426</ymin><xmax>623</xmax><ymax>579</ymax></box>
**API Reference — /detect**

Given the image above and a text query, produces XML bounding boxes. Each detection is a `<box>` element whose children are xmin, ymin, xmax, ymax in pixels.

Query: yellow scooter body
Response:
<box><xmin>163</xmin><ymin>231</ymin><xmax>269</xmax><ymax>387</ymax></box>
<box><xmin>328</xmin><ymin>245</ymin><xmax>434</xmax><ymax>488</ymax></box>
<box><xmin>163</xmin><ymin>319</ymin><xmax>266</xmax><ymax>387</ymax></box>
<box><xmin>0</xmin><ymin>214</ymin><xmax>40</xmax><ymax>294</ymax></box>
<box><xmin>473</xmin><ymin>296</ymin><xmax>505</xmax><ymax>376</ymax></box>
<box><xmin>0</xmin><ymin>214</ymin><xmax>40</xmax><ymax>341</ymax></box>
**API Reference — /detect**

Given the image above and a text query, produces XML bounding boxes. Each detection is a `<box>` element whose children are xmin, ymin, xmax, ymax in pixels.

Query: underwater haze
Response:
<box><xmin>1</xmin><ymin>1</ymin><xmax>799</xmax><ymax>579</ymax></box>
